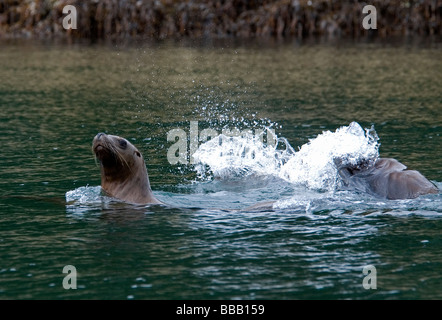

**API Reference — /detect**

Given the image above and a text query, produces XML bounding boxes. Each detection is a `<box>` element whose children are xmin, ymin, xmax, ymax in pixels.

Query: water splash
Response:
<box><xmin>192</xmin><ymin>131</ymin><xmax>294</xmax><ymax>181</ymax></box>
<box><xmin>279</xmin><ymin>122</ymin><xmax>379</xmax><ymax>190</ymax></box>
<box><xmin>193</xmin><ymin>121</ymin><xmax>380</xmax><ymax>191</ymax></box>
<box><xmin>65</xmin><ymin>186</ymin><xmax>102</xmax><ymax>204</ymax></box>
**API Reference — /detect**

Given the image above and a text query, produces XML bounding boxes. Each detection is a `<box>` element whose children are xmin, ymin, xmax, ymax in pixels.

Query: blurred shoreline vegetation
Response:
<box><xmin>0</xmin><ymin>0</ymin><xmax>440</xmax><ymax>40</ymax></box>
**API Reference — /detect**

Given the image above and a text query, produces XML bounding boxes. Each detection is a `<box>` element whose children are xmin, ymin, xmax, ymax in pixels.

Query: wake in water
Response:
<box><xmin>193</xmin><ymin>121</ymin><xmax>380</xmax><ymax>192</ymax></box>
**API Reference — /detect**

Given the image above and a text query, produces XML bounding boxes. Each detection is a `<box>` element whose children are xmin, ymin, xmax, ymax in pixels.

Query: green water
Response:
<box><xmin>0</xmin><ymin>38</ymin><xmax>441</xmax><ymax>300</ymax></box>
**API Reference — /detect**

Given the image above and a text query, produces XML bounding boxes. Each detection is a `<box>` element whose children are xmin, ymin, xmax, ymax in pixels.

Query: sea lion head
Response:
<box><xmin>336</xmin><ymin>157</ymin><xmax>438</xmax><ymax>200</ymax></box>
<box><xmin>92</xmin><ymin>133</ymin><xmax>161</xmax><ymax>204</ymax></box>
<box><xmin>93</xmin><ymin>133</ymin><xmax>142</xmax><ymax>177</ymax></box>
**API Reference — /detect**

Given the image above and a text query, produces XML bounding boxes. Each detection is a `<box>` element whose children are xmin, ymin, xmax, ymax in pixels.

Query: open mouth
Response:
<box><xmin>93</xmin><ymin>143</ymin><xmax>113</xmax><ymax>161</ymax></box>
<box><xmin>93</xmin><ymin>144</ymin><xmax>105</xmax><ymax>153</ymax></box>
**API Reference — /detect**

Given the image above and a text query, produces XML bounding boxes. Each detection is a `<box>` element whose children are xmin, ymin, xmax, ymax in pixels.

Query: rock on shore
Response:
<box><xmin>0</xmin><ymin>0</ymin><xmax>440</xmax><ymax>39</ymax></box>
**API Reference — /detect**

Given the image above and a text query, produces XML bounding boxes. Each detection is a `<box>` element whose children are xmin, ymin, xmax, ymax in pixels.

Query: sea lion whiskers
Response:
<box><xmin>112</xmin><ymin>143</ymin><xmax>133</xmax><ymax>174</ymax></box>
<box><xmin>93</xmin><ymin>135</ymin><xmax>132</xmax><ymax>173</ymax></box>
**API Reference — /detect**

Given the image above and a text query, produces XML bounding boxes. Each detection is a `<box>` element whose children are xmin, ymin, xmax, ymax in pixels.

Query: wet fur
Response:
<box><xmin>92</xmin><ymin>133</ymin><xmax>162</xmax><ymax>205</ymax></box>
<box><xmin>337</xmin><ymin>158</ymin><xmax>438</xmax><ymax>200</ymax></box>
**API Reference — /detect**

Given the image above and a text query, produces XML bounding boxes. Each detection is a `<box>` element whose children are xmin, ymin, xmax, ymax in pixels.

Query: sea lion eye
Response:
<box><xmin>119</xmin><ymin>139</ymin><xmax>127</xmax><ymax>149</ymax></box>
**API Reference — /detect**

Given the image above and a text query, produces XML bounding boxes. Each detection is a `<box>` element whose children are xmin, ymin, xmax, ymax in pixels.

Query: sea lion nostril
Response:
<box><xmin>96</xmin><ymin>132</ymin><xmax>105</xmax><ymax>140</ymax></box>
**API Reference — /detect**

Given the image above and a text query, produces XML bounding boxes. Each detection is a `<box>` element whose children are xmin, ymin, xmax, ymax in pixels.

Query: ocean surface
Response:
<box><xmin>0</xmin><ymin>37</ymin><xmax>441</xmax><ymax>299</ymax></box>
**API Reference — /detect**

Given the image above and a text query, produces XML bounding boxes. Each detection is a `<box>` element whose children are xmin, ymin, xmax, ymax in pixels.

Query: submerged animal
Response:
<box><xmin>336</xmin><ymin>157</ymin><xmax>438</xmax><ymax>200</ymax></box>
<box><xmin>92</xmin><ymin>133</ymin><xmax>162</xmax><ymax>205</ymax></box>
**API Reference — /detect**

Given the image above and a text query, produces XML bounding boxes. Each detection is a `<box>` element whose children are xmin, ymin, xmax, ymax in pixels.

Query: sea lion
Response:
<box><xmin>337</xmin><ymin>158</ymin><xmax>438</xmax><ymax>200</ymax></box>
<box><xmin>92</xmin><ymin>133</ymin><xmax>162</xmax><ymax>205</ymax></box>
